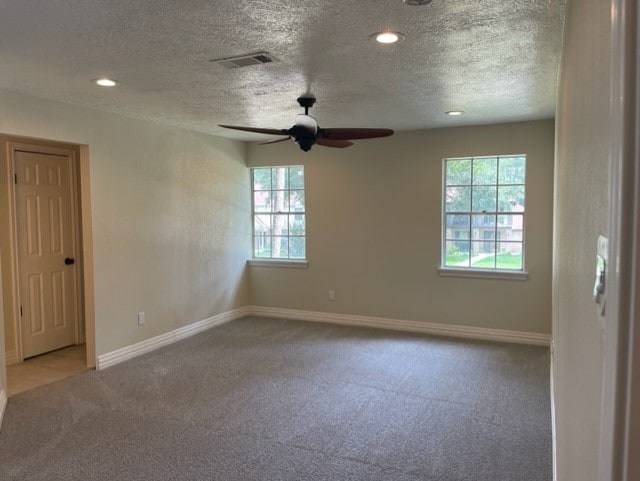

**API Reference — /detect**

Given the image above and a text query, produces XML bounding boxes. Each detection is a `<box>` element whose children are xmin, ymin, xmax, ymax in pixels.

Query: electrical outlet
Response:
<box><xmin>137</xmin><ymin>311</ymin><xmax>145</xmax><ymax>326</ymax></box>
<box><xmin>328</xmin><ymin>290</ymin><xmax>335</xmax><ymax>301</ymax></box>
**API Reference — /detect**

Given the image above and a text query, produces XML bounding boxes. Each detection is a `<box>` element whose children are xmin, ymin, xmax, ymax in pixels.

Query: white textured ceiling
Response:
<box><xmin>0</xmin><ymin>0</ymin><xmax>565</xmax><ymax>141</ymax></box>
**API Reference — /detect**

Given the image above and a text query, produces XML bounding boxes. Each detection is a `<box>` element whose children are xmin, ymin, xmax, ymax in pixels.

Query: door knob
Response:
<box><xmin>64</xmin><ymin>257</ymin><xmax>75</xmax><ymax>265</ymax></box>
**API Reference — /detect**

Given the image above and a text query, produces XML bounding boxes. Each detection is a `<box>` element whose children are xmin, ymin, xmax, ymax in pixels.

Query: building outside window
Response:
<box><xmin>252</xmin><ymin>166</ymin><xmax>306</xmax><ymax>259</ymax></box>
<box><xmin>442</xmin><ymin>155</ymin><xmax>526</xmax><ymax>271</ymax></box>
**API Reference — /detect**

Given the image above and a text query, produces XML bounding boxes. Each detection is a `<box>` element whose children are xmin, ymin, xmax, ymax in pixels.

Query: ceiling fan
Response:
<box><xmin>219</xmin><ymin>96</ymin><xmax>394</xmax><ymax>152</ymax></box>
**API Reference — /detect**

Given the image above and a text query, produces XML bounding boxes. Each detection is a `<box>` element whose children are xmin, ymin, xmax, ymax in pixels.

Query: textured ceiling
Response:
<box><xmin>0</xmin><ymin>0</ymin><xmax>566</xmax><ymax>141</ymax></box>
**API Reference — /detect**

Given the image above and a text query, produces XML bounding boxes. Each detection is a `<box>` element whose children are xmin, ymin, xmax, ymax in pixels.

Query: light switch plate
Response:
<box><xmin>594</xmin><ymin>235</ymin><xmax>608</xmax><ymax>321</ymax></box>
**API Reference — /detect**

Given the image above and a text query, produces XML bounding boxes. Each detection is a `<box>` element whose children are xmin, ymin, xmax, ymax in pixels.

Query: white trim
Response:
<box><xmin>95</xmin><ymin>304</ymin><xmax>550</xmax><ymax>372</ymax></box>
<box><xmin>438</xmin><ymin>267</ymin><xmax>528</xmax><ymax>280</ymax></box>
<box><xmin>599</xmin><ymin>0</ymin><xmax>639</xmax><ymax>479</ymax></box>
<box><xmin>0</xmin><ymin>388</ymin><xmax>7</xmax><ymax>430</ymax></box>
<box><xmin>95</xmin><ymin>307</ymin><xmax>251</xmax><ymax>370</ymax></box>
<box><xmin>249</xmin><ymin>306</ymin><xmax>550</xmax><ymax>346</ymax></box>
<box><xmin>550</xmin><ymin>340</ymin><xmax>558</xmax><ymax>481</ymax></box>
<box><xmin>5</xmin><ymin>349</ymin><xmax>18</xmax><ymax>366</ymax></box>
<box><xmin>247</xmin><ymin>259</ymin><xmax>308</xmax><ymax>268</ymax></box>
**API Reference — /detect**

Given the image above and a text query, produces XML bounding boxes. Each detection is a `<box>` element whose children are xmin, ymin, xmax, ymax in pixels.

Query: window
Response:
<box><xmin>251</xmin><ymin>166</ymin><xmax>306</xmax><ymax>260</ymax></box>
<box><xmin>442</xmin><ymin>155</ymin><xmax>526</xmax><ymax>271</ymax></box>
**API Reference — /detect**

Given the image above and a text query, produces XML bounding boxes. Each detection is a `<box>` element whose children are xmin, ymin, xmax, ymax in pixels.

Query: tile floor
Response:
<box><xmin>6</xmin><ymin>344</ymin><xmax>87</xmax><ymax>396</ymax></box>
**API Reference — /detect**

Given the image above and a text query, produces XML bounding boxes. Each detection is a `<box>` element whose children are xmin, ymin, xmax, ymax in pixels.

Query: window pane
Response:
<box><xmin>445</xmin><ymin>214</ymin><xmax>470</xmax><ymax>239</ymax></box>
<box><xmin>289</xmin><ymin>237</ymin><xmax>306</xmax><ymax>258</ymax></box>
<box><xmin>272</xmin><ymin>167</ymin><xmax>288</xmax><ymax>191</ymax></box>
<box><xmin>272</xmin><ymin>214</ymin><xmax>289</xmax><ymax>235</ymax></box>
<box><xmin>471</xmin><ymin>254</ymin><xmax>496</xmax><ymax>269</ymax></box>
<box><xmin>289</xmin><ymin>166</ymin><xmax>304</xmax><ymax>189</ymax></box>
<box><xmin>272</xmin><ymin>189</ymin><xmax>289</xmax><ymax>213</ymax></box>
<box><xmin>471</xmin><ymin>214</ymin><xmax>496</xmax><ymax>240</ymax></box>
<box><xmin>470</xmin><ymin>241</ymin><xmax>496</xmax><ymax>268</ymax></box>
<box><xmin>254</xmin><ymin>214</ymin><xmax>272</xmax><ymax>235</ymax></box>
<box><xmin>254</xmin><ymin>191</ymin><xmax>271</xmax><ymax>212</ymax></box>
<box><xmin>498</xmin><ymin>185</ymin><xmax>525</xmax><ymax>212</ymax></box>
<box><xmin>254</xmin><ymin>236</ymin><xmax>271</xmax><ymax>258</ymax></box>
<box><xmin>446</xmin><ymin>159</ymin><xmax>471</xmax><ymax>185</ymax></box>
<box><xmin>497</xmin><ymin>242</ymin><xmax>523</xmax><ymax>269</ymax></box>
<box><xmin>471</xmin><ymin>186</ymin><xmax>497</xmax><ymax>212</ymax></box>
<box><xmin>289</xmin><ymin>214</ymin><xmax>305</xmax><ymax>235</ymax></box>
<box><xmin>472</xmin><ymin>157</ymin><xmax>497</xmax><ymax>185</ymax></box>
<box><xmin>499</xmin><ymin>156</ymin><xmax>526</xmax><ymax>185</ymax></box>
<box><xmin>290</xmin><ymin>190</ymin><xmax>305</xmax><ymax>211</ymax></box>
<box><xmin>498</xmin><ymin>214</ymin><xmax>524</xmax><ymax>240</ymax></box>
<box><xmin>253</xmin><ymin>168</ymin><xmax>271</xmax><ymax>190</ymax></box>
<box><xmin>498</xmin><ymin>241</ymin><xmax>523</xmax><ymax>255</ymax></box>
<box><xmin>272</xmin><ymin>236</ymin><xmax>288</xmax><ymax>258</ymax></box>
<box><xmin>445</xmin><ymin>240</ymin><xmax>470</xmax><ymax>267</ymax></box>
<box><xmin>445</xmin><ymin>186</ymin><xmax>471</xmax><ymax>212</ymax></box>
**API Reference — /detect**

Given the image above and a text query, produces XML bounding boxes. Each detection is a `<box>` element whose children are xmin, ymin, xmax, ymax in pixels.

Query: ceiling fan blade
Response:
<box><xmin>321</xmin><ymin>128</ymin><xmax>394</xmax><ymax>140</ymax></box>
<box><xmin>219</xmin><ymin>125</ymin><xmax>289</xmax><ymax>136</ymax></box>
<box><xmin>259</xmin><ymin>137</ymin><xmax>291</xmax><ymax>145</ymax></box>
<box><xmin>316</xmin><ymin>138</ymin><xmax>354</xmax><ymax>148</ymax></box>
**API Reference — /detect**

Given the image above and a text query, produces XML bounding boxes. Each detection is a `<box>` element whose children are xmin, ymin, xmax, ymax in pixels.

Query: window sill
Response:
<box><xmin>438</xmin><ymin>267</ymin><xmax>528</xmax><ymax>280</ymax></box>
<box><xmin>248</xmin><ymin>259</ymin><xmax>309</xmax><ymax>268</ymax></box>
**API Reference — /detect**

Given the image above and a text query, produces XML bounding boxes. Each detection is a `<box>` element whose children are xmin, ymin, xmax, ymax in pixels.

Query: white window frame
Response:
<box><xmin>249</xmin><ymin>165</ymin><xmax>308</xmax><ymax>268</ymax></box>
<box><xmin>438</xmin><ymin>155</ymin><xmax>528</xmax><ymax>280</ymax></box>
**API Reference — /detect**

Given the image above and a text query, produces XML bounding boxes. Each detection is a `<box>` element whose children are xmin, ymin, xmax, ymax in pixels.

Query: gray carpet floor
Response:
<box><xmin>0</xmin><ymin>316</ymin><xmax>551</xmax><ymax>481</ymax></box>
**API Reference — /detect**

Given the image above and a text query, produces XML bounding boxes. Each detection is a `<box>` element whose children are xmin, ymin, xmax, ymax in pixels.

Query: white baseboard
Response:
<box><xmin>249</xmin><ymin>306</ymin><xmax>551</xmax><ymax>346</ymax></box>
<box><xmin>0</xmin><ymin>388</ymin><xmax>7</xmax><ymax>430</ymax></box>
<box><xmin>95</xmin><ymin>304</ymin><xmax>550</xmax><ymax>371</ymax></box>
<box><xmin>550</xmin><ymin>339</ymin><xmax>558</xmax><ymax>481</ymax></box>
<box><xmin>96</xmin><ymin>306</ymin><xmax>252</xmax><ymax>370</ymax></box>
<box><xmin>5</xmin><ymin>350</ymin><xmax>18</xmax><ymax>366</ymax></box>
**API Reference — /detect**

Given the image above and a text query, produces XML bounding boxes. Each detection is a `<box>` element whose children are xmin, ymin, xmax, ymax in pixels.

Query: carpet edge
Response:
<box><xmin>95</xmin><ymin>305</ymin><xmax>550</xmax><ymax>371</ymax></box>
<box><xmin>249</xmin><ymin>306</ymin><xmax>551</xmax><ymax>346</ymax></box>
<box><xmin>95</xmin><ymin>306</ymin><xmax>252</xmax><ymax>370</ymax></box>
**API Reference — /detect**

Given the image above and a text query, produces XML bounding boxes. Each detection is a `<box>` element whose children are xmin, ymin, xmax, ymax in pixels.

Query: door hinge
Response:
<box><xmin>14</xmin><ymin>173</ymin><xmax>17</xmax><ymax>184</ymax></box>
<box><xmin>20</xmin><ymin>305</ymin><xmax>23</xmax><ymax>316</ymax></box>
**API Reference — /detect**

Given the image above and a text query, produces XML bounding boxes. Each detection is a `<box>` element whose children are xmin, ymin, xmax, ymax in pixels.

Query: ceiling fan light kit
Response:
<box><xmin>219</xmin><ymin>96</ymin><xmax>394</xmax><ymax>152</ymax></box>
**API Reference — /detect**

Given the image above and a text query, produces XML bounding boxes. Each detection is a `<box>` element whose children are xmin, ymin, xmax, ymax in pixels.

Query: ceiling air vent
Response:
<box><xmin>210</xmin><ymin>52</ymin><xmax>278</xmax><ymax>69</ymax></box>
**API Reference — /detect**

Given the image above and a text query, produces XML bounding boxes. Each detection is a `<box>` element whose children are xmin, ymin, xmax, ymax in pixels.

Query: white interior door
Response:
<box><xmin>14</xmin><ymin>149</ymin><xmax>78</xmax><ymax>358</ymax></box>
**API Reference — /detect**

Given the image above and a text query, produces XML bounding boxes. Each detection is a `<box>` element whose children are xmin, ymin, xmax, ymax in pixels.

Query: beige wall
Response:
<box><xmin>0</xmin><ymin>90</ymin><xmax>251</xmax><ymax>357</ymax></box>
<box><xmin>552</xmin><ymin>0</ymin><xmax>611</xmax><ymax>479</ymax></box>
<box><xmin>248</xmin><ymin>120</ymin><xmax>554</xmax><ymax>334</ymax></box>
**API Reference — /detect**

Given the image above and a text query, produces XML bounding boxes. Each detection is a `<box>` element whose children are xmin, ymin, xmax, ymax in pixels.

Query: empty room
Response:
<box><xmin>0</xmin><ymin>1</ymin><xmax>638</xmax><ymax>480</ymax></box>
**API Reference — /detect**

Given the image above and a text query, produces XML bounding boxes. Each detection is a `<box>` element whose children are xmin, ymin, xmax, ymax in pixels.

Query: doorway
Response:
<box><xmin>14</xmin><ymin>147</ymin><xmax>81</xmax><ymax>358</ymax></box>
<box><xmin>0</xmin><ymin>136</ymin><xmax>95</xmax><ymax>386</ymax></box>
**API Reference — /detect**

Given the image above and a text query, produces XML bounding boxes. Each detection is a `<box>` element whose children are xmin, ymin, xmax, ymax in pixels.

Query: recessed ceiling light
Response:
<box><xmin>371</xmin><ymin>31</ymin><xmax>404</xmax><ymax>44</ymax></box>
<box><xmin>94</xmin><ymin>78</ymin><xmax>117</xmax><ymax>87</ymax></box>
<box><xmin>445</xmin><ymin>110</ymin><xmax>464</xmax><ymax>116</ymax></box>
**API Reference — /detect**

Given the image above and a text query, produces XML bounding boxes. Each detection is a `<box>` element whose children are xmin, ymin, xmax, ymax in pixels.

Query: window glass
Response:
<box><xmin>252</xmin><ymin>166</ymin><xmax>306</xmax><ymax>260</ymax></box>
<box><xmin>442</xmin><ymin>155</ymin><xmax>526</xmax><ymax>271</ymax></box>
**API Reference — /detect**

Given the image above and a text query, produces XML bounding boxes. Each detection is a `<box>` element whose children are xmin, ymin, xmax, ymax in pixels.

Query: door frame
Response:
<box><xmin>599</xmin><ymin>0</ymin><xmax>639</xmax><ymax>479</ymax></box>
<box><xmin>0</xmin><ymin>135</ymin><xmax>95</xmax><ymax>368</ymax></box>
